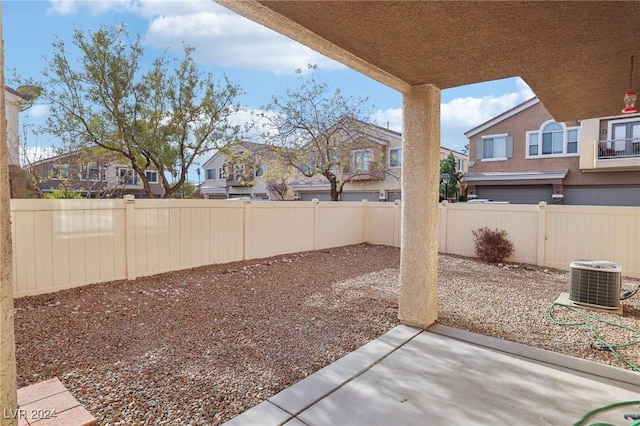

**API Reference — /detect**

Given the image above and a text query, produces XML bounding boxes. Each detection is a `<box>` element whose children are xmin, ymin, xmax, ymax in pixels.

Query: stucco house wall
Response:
<box><xmin>465</xmin><ymin>98</ymin><xmax>640</xmax><ymax>205</ymax></box>
<box><xmin>200</xmin><ymin>141</ymin><xmax>295</xmax><ymax>200</ymax></box>
<box><xmin>27</xmin><ymin>150</ymin><xmax>165</xmax><ymax>198</ymax></box>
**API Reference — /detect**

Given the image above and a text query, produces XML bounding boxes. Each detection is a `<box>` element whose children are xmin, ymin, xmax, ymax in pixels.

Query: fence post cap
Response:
<box><xmin>538</xmin><ymin>201</ymin><xmax>547</xmax><ymax>207</ymax></box>
<box><xmin>312</xmin><ymin>198</ymin><xmax>319</xmax><ymax>203</ymax></box>
<box><xmin>242</xmin><ymin>197</ymin><xmax>251</xmax><ymax>204</ymax></box>
<box><xmin>124</xmin><ymin>195</ymin><xmax>135</xmax><ymax>203</ymax></box>
<box><xmin>394</xmin><ymin>199</ymin><xmax>401</xmax><ymax>205</ymax></box>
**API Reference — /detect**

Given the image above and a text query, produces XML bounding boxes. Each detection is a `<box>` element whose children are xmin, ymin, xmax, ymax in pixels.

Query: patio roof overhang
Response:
<box><xmin>216</xmin><ymin>1</ymin><xmax>640</xmax><ymax>122</ymax></box>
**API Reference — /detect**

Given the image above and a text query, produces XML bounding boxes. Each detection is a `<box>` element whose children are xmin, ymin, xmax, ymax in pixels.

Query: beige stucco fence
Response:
<box><xmin>9</xmin><ymin>197</ymin><xmax>638</xmax><ymax>297</ymax></box>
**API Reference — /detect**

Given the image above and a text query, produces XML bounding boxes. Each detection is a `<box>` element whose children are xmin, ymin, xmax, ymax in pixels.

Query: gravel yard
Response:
<box><xmin>13</xmin><ymin>244</ymin><xmax>640</xmax><ymax>425</ymax></box>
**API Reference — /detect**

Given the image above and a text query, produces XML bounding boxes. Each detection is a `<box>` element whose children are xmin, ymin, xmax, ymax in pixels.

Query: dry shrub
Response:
<box><xmin>472</xmin><ymin>227</ymin><xmax>514</xmax><ymax>263</ymax></box>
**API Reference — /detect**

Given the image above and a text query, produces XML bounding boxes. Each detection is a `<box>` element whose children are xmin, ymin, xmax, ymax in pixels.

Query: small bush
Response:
<box><xmin>472</xmin><ymin>227</ymin><xmax>514</xmax><ymax>263</ymax></box>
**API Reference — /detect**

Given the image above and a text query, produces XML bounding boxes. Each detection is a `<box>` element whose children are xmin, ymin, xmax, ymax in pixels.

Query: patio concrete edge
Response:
<box><xmin>428</xmin><ymin>323</ymin><xmax>640</xmax><ymax>391</ymax></box>
<box><xmin>222</xmin><ymin>325</ymin><xmax>423</xmax><ymax>426</ymax></box>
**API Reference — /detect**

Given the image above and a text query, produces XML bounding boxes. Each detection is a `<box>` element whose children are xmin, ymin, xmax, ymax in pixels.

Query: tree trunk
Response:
<box><xmin>329</xmin><ymin>177</ymin><xmax>339</xmax><ymax>201</ymax></box>
<box><xmin>136</xmin><ymin>171</ymin><xmax>154</xmax><ymax>199</ymax></box>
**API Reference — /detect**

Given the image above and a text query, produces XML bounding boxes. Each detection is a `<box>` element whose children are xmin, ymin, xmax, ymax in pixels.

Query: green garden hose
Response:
<box><xmin>550</xmin><ymin>303</ymin><xmax>640</xmax><ymax>426</ymax></box>
<box><xmin>572</xmin><ymin>400</ymin><xmax>640</xmax><ymax>426</ymax></box>
<box><xmin>548</xmin><ymin>302</ymin><xmax>640</xmax><ymax>372</ymax></box>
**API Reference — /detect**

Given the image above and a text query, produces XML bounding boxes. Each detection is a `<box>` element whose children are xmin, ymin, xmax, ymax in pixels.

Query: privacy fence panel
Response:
<box><xmin>11</xmin><ymin>199</ymin><xmax>127</xmax><ymax>297</ymax></box>
<box><xmin>130</xmin><ymin>200</ymin><xmax>245</xmax><ymax>278</ymax></box>
<box><xmin>244</xmin><ymin>200</ymin><xmax>315</xmax><ymax>260</ymax></box>
<box><xmin>440</xmin><ymin>203</ymin><xmax>539</xmax><ymax>265</ymax></box>
<box><xmin>315</xmin><ymin>201</ymin><xmax>365</xmax><ymax>250</ymax></box>
<box><xmin>10</xmin><ymin>198</ymin><xmax>639</xmax><ymax>298</ymax></box>
<box><xmin>543</xmin><ymin>205</ymin><xmax>640</xmax><ymax>277</ymax></box>
<box><xmin>364</xmin><ymin>201</ymin><xmax>401</xmax><ymax>247</ymax></box>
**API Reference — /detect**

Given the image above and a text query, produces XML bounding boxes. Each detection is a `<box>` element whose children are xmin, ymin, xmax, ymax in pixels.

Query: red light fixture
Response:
<box><xmin>623</xmin><ymin>56</ymin><xmax>637</xmax><ymax>114</ymax></box>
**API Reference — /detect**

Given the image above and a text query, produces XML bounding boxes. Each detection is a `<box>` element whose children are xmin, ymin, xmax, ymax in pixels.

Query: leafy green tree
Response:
<box><xmin>440</xmin><ymin>152</ymin><xmax>461</xmax><ymax>200</ymax></box>
<box><xmin>259</xmin><ymin>65</ymin><xmax>387</xmax><ymax>201</ymax></box>
<box><xmin>45</xmin><ymin>186</ymin><xmax>83</xmax><ymax>199</ymax></box>
<box><xmin>22</xmin><ymin>24</ymin><xmax>241</xmax><ymax>198</ymax></box>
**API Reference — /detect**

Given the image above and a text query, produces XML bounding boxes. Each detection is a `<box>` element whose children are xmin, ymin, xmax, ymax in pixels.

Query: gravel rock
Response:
<box><xmin>13</xmin><ymin>244</ymin><xmax>639</xmax><ymax>425</ymax></box>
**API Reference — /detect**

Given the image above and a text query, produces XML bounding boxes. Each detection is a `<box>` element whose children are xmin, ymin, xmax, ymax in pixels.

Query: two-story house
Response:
<box><xmin>200</xmin><ymin>126</ymin><xmax>469</xmax><ymax>202</ymax></box>
<box><xmin>464</xmin><ymin>97</ymin><xmax>640</xmax><ymax>206</ymax></box>
<box><xmin>200</xmin><ymin>141</ymin><xmax>294</xmax><ymax>200</ymax></box>
<box><xmin>290</xmin><ymin>122</ymin><xmax>468</xmax><ymax>202</ymax></box>
<box><xmin>26</xmin><ymin>149</ymin><xmax>165</xmax><ymax>198</ymax></box>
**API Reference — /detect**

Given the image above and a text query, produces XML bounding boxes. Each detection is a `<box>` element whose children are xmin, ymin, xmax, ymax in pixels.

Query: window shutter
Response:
<box><xmin>476</xmin><ymin>139</ymin><xmax>483</xmax><ymax>160</ymax></box>
<box><xmin>506</xmin><ymin>135</ymin><xmax>514</xmax><ymax>158</ymax></box>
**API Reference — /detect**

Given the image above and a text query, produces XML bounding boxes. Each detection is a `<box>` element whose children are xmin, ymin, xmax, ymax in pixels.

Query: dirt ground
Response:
<box><xmin>13</xmin><ymin>244</ymin><xmax>640</xmax><ymax>425</ymax></box>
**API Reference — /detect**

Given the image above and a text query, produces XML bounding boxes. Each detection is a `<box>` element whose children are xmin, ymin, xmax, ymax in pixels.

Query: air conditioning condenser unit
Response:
<box><xmin>569</xmin><ymin>260</ymin><xmax>622</xmax><ymax>310</ymax></box>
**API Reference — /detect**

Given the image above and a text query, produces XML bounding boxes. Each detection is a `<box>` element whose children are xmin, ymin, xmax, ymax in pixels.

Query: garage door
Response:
<box><xmin>564</xmin><ymin>187</ymin><xmax>640</xmax><ymax>206</ymax></box>
<box><xmin>476</xmin><ymin>185</ymin><xmax>552</xmax><ymax>204</ymax></box>
<box><xmin>340</xmin><ymin>191</ymin><xmax>380</xmax><ymax>201</ymax></box>
<box><xmin>299</xmin><ymin>192</ymin><xmax>332</xmax><ymax>201</ymax></box>
<box><xmin>387</xmin><ymin>191</ymin><xmax>402</xmax><ymax>202</ymax></box>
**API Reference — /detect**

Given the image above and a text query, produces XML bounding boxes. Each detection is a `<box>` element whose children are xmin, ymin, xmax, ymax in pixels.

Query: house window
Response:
<box><xmin>526</xmin><ymin>120</ymin><xmax>579</xmax><ymax>158</ymax></box>
<box><xmin>206</xmin><ymin>168</ymin><xmax>215</xmax><ymax>180</ymax></box>
<box><xmin>528</xmin><ymin>133</ymin><xmax>539</xmax><ymax>156</ymax></box>
<box><xmin>542</xmin><ymin>122</ymin><xmax>563</xmax><ymax>154</ymax></box>
<box><xmin>118</xmin><ymin>168</ymin><xmax>137</xmax><ymax>185</ymax></box>
<box><xmin>389</xmin><ymin>148</ymin><xmax>402</xmax><ymax>168</ymax></box>
<box><xmin>352</xmin><ymin>149</ymin><xmax>372</xmax><ymax>172</ymax></box>
<box><xmin>567</xmin><ymin>129</ymin><xmax>578</xmax><ymax>154</ymax></box>
<box><xmin>231</xmin><ymin>164</ymin><xmax>243</xmax><ymax>181</ymax></box>
<box><xmin>255</xmin><ymin>163</ymin><xmax>265</xmax><ymax>178</ymax></box>
<box><xmin>52</xmin><ymin>164</ymin><xmax>69</xmax><ymax>180</ymax></box>
<box><xmin>456</xmin><ymin>158</ymin><xmax>465</xmax><ymax>171</ymax></box>
<box><xmin>81</xmin><ymin>163</ymin><xmax>100</xmax><ymax>181</ymax></box>
<box><xmin>145</xmin><ymin>170</ymin><xmax>158</xmax><ymax>184</ymax></box>
<box><xmin>476</xmin><ymin>134</ymin><xmax>512</xmax><ymax>160</ymax></box>
<box><xmin>219</xmin><ymin>163</ymin><xmax>227</xmax><ymax>180</ymax></box>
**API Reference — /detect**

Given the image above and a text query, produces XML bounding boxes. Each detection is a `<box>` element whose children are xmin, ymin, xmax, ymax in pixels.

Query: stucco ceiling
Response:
<box><xmin>216</xmin><ymin>1</ymin><xmax>640</xmax><ymax>122</ymax></box>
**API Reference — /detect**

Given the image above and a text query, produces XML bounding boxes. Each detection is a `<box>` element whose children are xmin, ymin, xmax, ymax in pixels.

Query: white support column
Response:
<box><xmin>398</xmin><ymin>84</ymin><xmax>441</xmax><ymax>328</ymax></box>
<box><xmin>0</xmin><ymin>2</ymin><xmax>19</xmax><ymax>422</ymax></box>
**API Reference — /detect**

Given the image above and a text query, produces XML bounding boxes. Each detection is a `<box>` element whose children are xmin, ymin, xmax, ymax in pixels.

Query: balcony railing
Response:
<box><xmin>597</xmin><ymin>138</ymin><xmax>640</xmax><ymax>159</ymax></box>
<box><xmin>226</xmin><ymin>174</ymin><xmax>252</xmax><ymax>187</ymax></box>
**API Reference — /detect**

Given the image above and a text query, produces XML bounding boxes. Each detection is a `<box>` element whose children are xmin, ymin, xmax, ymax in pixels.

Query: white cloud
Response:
<box><xmin>47</xmin><ymin>0</ymin><xmax>78</xmax><ymax>15</ymax></box>
<box><xmin>369</xmin><ymin>78</ymin><xmax>536</xmax><ymax>153</ymax></box>
<box><xmin>25</xmin><ymin>104</ymin><xmax>50</xmax><ymax>118</ymax></box>
<box><xmin>21</xmin><ymin>146</ymin><xmax>57</xmax><ymax>167</ymax></box>
<box><xmin>369</xmin><ymin>109</ymin><xmax>402</xmax><ymax>133</ymax></box>
<box><xmin>144</xmin><ymin>10</ymin><xmax>343</xmax><ymax>75</ymax></box>
<box><xmin>46</xmin><ymin>1</ymin><xmax>343</xmax><ymax>74</ymax></box>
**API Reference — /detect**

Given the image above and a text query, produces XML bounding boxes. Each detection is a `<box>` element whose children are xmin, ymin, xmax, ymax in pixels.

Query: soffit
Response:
<box><xmin>217</xmin><ymin>1</ymin><xmax>640</xmax><ymax>122</ymax></box>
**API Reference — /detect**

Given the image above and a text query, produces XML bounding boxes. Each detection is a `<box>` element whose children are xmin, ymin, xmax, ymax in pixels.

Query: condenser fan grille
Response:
<box><xmin>569</xmin><ymin>260</ymin><xmax>622</xmax><ymax>309</ymax></box>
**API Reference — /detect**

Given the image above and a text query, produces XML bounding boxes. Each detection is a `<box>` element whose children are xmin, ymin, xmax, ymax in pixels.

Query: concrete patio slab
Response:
<box><xmin>224</xmin><ymin>324</ymin><xmax>640</xmax><ymax>426</ymax></box>
<box><xmin>265</xmin><ymin>326</ymin><xmax>422</xmax><ymax>416</ymax></box>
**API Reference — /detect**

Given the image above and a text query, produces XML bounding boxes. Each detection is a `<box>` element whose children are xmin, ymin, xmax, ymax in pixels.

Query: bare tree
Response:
<box><xmin>266</xmin><ymin>179</ymin><xmax>290</xmax><ymax>201</ymax></box>
<box><xmin>260</xmin><ymin>65</ymin><xmax>389</xmax><ymax>201</ymax></box>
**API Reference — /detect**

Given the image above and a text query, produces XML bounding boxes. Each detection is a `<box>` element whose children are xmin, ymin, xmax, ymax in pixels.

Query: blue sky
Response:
<box><xmin>4</xmin><ymin>0</ymin><xmax>534</xmax><ymax>182</ymax></box>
